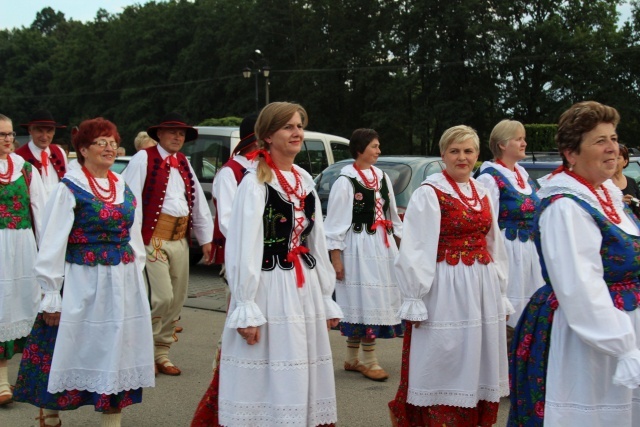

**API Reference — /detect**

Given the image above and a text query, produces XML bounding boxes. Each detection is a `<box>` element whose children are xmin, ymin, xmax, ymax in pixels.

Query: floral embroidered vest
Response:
<box><xmin>430</xmin><ymin>187</ymin><xmax>493</xmax><ymax>265</ymax></box>
<box><xmin>261</xmin><ymin>184</ymin><xmax>316</xmax><ymax>271</ymax></box>
<box><xmin>537</xmin><ymin>195</ymin><xmax>640</xmax><ymax>311</ymax></box>
<box><xmin>0</xmin><ymin>162</ymin><xmax>32</xmax><ymax>230</ymax></box>
<box><xmin>346</xmin><ymin>175</ymin><xmax>393</xmax><ymax>234</ymax></box>
<box><xmin>63</xmin><ymin>179</ymin><xmax>136</xmax><ymax>266</ymax></box>
<box><xmin>480</xmin><ymin>166</ymin><xmax>539</xmax><ymax>242</ymax></box>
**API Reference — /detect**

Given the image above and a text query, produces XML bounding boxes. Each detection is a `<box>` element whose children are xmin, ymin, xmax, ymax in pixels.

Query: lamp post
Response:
<box><xmin>242</xmin><ymin>53</ymin><xmax>271</xmax><ymax>112</ymax></box>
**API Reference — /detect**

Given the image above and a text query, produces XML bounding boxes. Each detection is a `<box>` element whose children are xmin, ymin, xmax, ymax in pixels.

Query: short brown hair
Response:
<box><xmin>556</xmin><ymin>101</ymin><xmax>620</xmax><ymax>167</ymax></box>
<box><xmin>349</xmin><ymin>128</ymin><xmax>379</xmax><ymax>159</ymax></box>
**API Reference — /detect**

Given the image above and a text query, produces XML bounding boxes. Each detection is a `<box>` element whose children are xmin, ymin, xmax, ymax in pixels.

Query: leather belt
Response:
<box><xmin>152</xmin><ymin>213</ymin><xmax>188</xmax><ymax>241</ymax></box>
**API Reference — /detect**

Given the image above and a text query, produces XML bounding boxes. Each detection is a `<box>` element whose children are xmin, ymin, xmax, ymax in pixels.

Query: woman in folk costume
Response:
<box><xmin>13</xmin><ymin>118</ymin><xmax>154</xmax><ymax>427</ymax></box>
<box><xmin>509</xmin><ymin>101</ymin><xmax>640</xmax><ymax>426</ymax></box>
<box><xmin>476</xmin><ymin>120</ymin><xmax>544</xmax><ymax>329</ymax></box>
<box><xmin>191</xmin><ymin>102</ymin><xmax>342</xmax><ymax>427</ymax></box>
<box><xmin>389</xmin><ymin>125</ymin><xmax>512</xmax><ymax>426</ymax></box>
<box><xmin>324</xmin><ymin>128</ymin><xmax>403</xmax><ymax>381</ymax></box>
<box><xmin>0</xmin><ymin>113</ymin><xmax>46</xmax><ymax>406</ymax></box>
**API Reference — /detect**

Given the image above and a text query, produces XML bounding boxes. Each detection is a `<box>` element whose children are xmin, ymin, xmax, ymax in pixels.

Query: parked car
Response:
<box><xmin>314</xmin><ymin>156</ymin><xmax>445</xmax><ymax>219</ymax></box>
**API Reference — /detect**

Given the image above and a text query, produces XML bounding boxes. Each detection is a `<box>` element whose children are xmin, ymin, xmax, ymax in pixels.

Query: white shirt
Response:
<box><xmin>27</xmin><ymin>140</ymin><xmax>68</xmax><ymax>200</ymax></box>
<box><xmin>211</xmin><ymin>155</ymin><xmax>255</xmax><ymax>238</ymax></box>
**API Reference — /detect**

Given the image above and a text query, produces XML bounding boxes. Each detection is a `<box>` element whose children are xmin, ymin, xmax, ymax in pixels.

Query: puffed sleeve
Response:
<box><xmin>123</xmin><ymin>179</ymin><xmax>146</xmax><ymax>270</ymax></box>
<box><xmin>35</xmin><ymin>182</ymin><xmax>76</xmax><ymax>313</ymax></box>
<box><xmin>28</xmin><ymin>166</ymin><xmax>46</xmax><ymax>245</ymax></box>
<box><xmin>384</xmin><ymin>173</ymin><xmax>403</xmax><ymax>238</ymax></box>
<box><xmin>324</xmin><ymin>175</ymin><xmax>354</xmax><ymax>251</ymax></box>
<box><xmin>187</xmin><ymin>161</ymin><xmax>214</xmax><ymax>245</ymax></box>
<box><xmin>484</xmin><ymin>191</ymin><xmax>514</xmax><ymax>315</ymax></box>
<box><xmin>224</xmin><ymin>175</ymin><xmax>268</xmax><ymax>329</ymax></box>
<box><xmin>394</xmin><ymin>185</ymin><xmax>440</xmax><ymax>321</ymax></box>
<box><xmin>212</xmin><ymin>167</ymin><xmax>238</xmax><ymax>238</ymax></box>
<box><xmin>307</xmin><ymin>190</ymin><xmax>343</xmax><ymax>319</ymax></box>
<box><xmin>475</xmin><ymin>173</ymin><xmax>500</xmax><ymax>215</ymax></box>
<box><xmin>541</xmin><ymin>198</ymin><xmax>640</xmax><ymax>388</ymax></box>
<box><xmin>121</xmin><ymin>150</ymin><xmax>148</xmax><ymax>241</ymax></box>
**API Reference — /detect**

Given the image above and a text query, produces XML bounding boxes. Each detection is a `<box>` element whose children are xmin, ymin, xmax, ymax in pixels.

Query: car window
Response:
<box><xmin>423</xmin><ymin>161</ymin><xmax>444</xmax><ymax>180</ymax></box>
<box><xmin>624</xmin><ymin>161</ymin><xmax>640</xmax><ymax>185</ymax></box>
<box><xmin>110</xmin><ymin>160</ymin><xmax>128</xmax><ymax>174</ymax></box>
<box><xmin>181</xmin><ymin>134</ymin><xmax>230</xmax><ymax>182</ymax></box>
<box><xmin>376</xmin><ymin>162</ymin><xmax>412</xmax><ymax>196</ymax></box>
<box><xmin>295</xmin><ymin>139</ymin><xmax>328</xmax><ymax>178</ymax></box>
<box><xmin>331</xmin><ymin>142</ymin><xmax>351</xmax><ymax>162</ymax></box>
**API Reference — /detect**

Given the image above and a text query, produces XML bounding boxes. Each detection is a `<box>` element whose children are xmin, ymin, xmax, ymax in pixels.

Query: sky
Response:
<box><xmin>0</xmin><ymin>0</ymin><xmax>168</xmax><ymax>30</ymax></box>
<box><xmin>0</xmin><ymin>0</ymin><xmax>635</xmax><ymax>30</ymax></box>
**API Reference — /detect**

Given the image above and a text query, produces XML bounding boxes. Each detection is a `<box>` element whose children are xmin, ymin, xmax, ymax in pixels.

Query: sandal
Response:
<box><xmin>36</xmin><ymin>408</ymin><xmax>62</xmax><ymax>427</ymax></box>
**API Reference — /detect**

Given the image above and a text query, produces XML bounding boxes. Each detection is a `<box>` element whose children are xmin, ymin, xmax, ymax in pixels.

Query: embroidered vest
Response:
<box><xmin>430</xmin><ymin>187</ymin><xmax>493</xmax><ymax>265</ymax></box>
<box><xmin>63</xmin><ymin>179</ymin><xmax>136</xmax><ymax>266</ymax></box>
<box><xmin>0</xmin><ymin>162</ymin><xmax>33</xmax><ymax>230</ymax></box>
<box><xmin>140</xmin><ymin>147</ymin><xmax>195</xmax><ymax>245</ymax></box>
<box><xmin>212</xmin><ymin>158</ymin><xmax>247</xmax><ymax>264</ymax></box>
<box><xmin>347</xmin><ymin>175</ymin><xmax>393</xmax><ymax>234</ymax></box>
<box><xmin>481</xmin><ymin>167</ymin><xmax>539</xmax><ymax>242</ymax></box>
<box><xmin>537</xmin><ymin>195</ymin><xmax>640</xmax><ymax>311</ymax></box>
<box><xmin>261</xmin><ymin>184</ymin><xmax>316</xmax><ymax>271</ymax></box>
<box><xmin>15</xmin><ymin>143</ymin><xmax>66</xmax><ymax>180</ymax></box>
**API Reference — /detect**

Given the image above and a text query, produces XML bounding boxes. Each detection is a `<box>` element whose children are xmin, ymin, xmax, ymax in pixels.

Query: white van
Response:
<box><xmin>180</xmin><ymin>126</ymin><xmax>351</xmax><ymax>264</ymax></box>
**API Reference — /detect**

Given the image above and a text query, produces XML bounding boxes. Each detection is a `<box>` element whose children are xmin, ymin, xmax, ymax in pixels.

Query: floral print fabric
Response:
<box><xmin>0</xmin><ymin>165</ymin><xmax>32</xmax><ymax>230</ymax></box>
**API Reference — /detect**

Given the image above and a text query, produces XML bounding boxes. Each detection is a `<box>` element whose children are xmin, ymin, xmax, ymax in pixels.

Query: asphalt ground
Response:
<box><xmin>1</xmin><ymin>263</ymin><xmax>509</xmax><ymax>426</ymax></box>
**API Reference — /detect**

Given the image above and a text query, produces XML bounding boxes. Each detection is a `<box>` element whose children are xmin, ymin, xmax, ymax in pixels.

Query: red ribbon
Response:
<box><xmin>286</xmin><ymin>246</ymin><xmax>310</xmax><ymax>288</ymax></box>
<box><xmin>246</xmin><ymin>148</ymin><xmax>271</xmax><ymax>163</ymax></box>
<box><xmin>371</xmin><ymin>219</ymin><xmax>393</xmax><ymax>247</ymax></box>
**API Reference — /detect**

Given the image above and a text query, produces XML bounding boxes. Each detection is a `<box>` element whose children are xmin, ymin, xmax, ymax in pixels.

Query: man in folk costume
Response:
<box><xmin>211</xmin><ymin>114</ymin><xmax>259</xmax><ymax>266</ymax></box>
<box><xmin>123</xmin><ymin>112</ymin><xmax>214</xmax><ymax>376</ymax></box>
<box><xmin>15</xmin><ymin>110</ymin><xmax>67</xmax><ymax>200</ymax></box>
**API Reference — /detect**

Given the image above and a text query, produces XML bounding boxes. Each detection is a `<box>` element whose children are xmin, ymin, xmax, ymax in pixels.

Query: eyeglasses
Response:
<box><xmin>0</xmin><ymin>132</ymin><xmax>16</xmax><ymax>141</ymax></box>
<box><xmin>92</xmin><ymin>139</ymin><xmax>119</xmax><ymax>150</ymax></box>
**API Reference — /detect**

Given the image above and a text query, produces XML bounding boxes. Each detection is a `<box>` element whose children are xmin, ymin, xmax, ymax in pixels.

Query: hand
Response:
<box><xmin>43</xmin><ymin>312</ymin><xmax>61</xmax><ymax>326</ymax></box>
<box><xmin>326</xmin><ymin>318</ymin><xmax>339</xmax><ymax>329</ymax></box>
<box><xmin>330</xmin><ymin>250</ymin><xmax>344</xmax><ymax>281</ymax></box>
<box><xmin>237</xmin><ymin>326</ymin><xmax>260</xmax><ymax>345</ymax></box>
<box><xmin>410</xmin><ymin>320</ymin><xmax>421</xmax><ymax>328</ymax></box>
<box><xmin>201</xmin><ymin>243</ymin><xmax>213</xmax><ymax>265</ymax></box>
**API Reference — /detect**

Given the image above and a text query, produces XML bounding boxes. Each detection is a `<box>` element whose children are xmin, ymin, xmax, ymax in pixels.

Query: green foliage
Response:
<box><xmin>1</xmin><ymin>0</ymin><xmax>638</xmax><ymax>156</ymax></box>
<box><xmin>524</xmin><ymin>124</ymin><xmax>559</xmax><ymax>152</ymax></box>
<box><xmin>198</xmin><ymin>117</ymin><xmax>243</xmax><ymax>126</ymax></box>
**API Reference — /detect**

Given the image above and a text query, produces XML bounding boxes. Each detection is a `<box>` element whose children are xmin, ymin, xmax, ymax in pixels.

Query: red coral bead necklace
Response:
<box><xmin>82</xmin><ymin>165</ymin><xmax>117</xmax><ymax>204</ymax></box>
<box><xmin>565</xmin><ymin>168</ymin><xmax>621</xmax><ymax>224</ymax></box>
<box><xmin>354</xmin><ymin>163</ymin><xmax>379</xmax><ymax>190</ymax></box>
<box><xmin>443</xmin><ymin>169</ymin><xmax>483</xmax><ymax>210</ymax></box>
<box><xmin>496</xmin><ymin>158</ymin><xmax>525</xmax><ymax>189</ymax></box>
<box><xmin>262</xmin><ymin>153</ymin><xmax>307</xmax><ymax>211</ymax></box>
<box><xmin>0</xmin><ymin>155</ymin><xmax>14</xmax><ymax>185</ymax></box>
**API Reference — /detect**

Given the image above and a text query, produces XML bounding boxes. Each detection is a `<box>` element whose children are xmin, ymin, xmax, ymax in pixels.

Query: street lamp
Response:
<box><xmin>242</xmin><ymin>53</ymin><xmax>271</xmax><ymax>112</ymax></box>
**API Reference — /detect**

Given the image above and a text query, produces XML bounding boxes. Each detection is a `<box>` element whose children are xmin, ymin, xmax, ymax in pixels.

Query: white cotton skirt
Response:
<box><xmin>0</xmin><ymin>228</ymin><xmax>40</xmax><ymax>342</ymax></box>
<box><xmin>219</xmin><ymin>263</ymin><xmax>338</xmax><ymax>427</ymax></box>
<box><xmin>502</xmin><ymin>232</ymin><xmax>545</xmax><ymax>328</ymax></box>
<box><xmin>545</xmin><ymin>307</ymin><xmax>640</xmax><ymax>426</ymax></box>
<box><xmin>336</xmin><ymin>228</ymin><xmax>402</xmax><ymax>325</ymax></box>
<box><xmin>47</xmin><ymin>261</ymin><xmax>155</xmax><ymax>394</ymax></box>
<box><xmin>407</xmin><ymin>261</ymin><xmax>510</xmax><ymax>408</ymax></box>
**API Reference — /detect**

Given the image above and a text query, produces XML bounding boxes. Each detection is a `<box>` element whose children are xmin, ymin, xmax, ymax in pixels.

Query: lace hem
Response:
<box><xmin>219</xmin><ymin>396</ymin><xmax>337</xmax><ymax>427</ymax></box>
<box><xmin>226</xmin><ymin>301</ymin><xmax>267</xmax><ymax>329</ymax></box>
<box><xmin>340</xmin><ymin>280</ymin><xmax>400</xmax><ymax>289</ymax></box>
<box><xmin>545</xmin><ymin>400</ymin><xmax>632</xmax><ymax>413</ymax></box>
<box><xmin>0</xmin><ymin>319</ymin><xmax>34</xmax><ymax>342</ymax></box>
<box><xmin>339</xmin><ymin>306</ymin><xmax>401</xmax><ymax>325</ymax></box>
<box><xmin>266</xmin><ymin>313</ymin><xmax>326</xmax><ymax>325</ymax></box>
<box><xmin>397</xmin><ymin>298</ymin><xmax>428</xmax><ymax>322</ymax></box>
<box><xmin>47</xmin><ymin>365</ymin><xmax>155</xmax><ymax>394</ymax></box>
<box><xmin>613</xmin><ymin>348</ymin><xmax>640</xmax><ymax>389</ymax></box>
<box><xmin>221</xmin><ymin>354</ymin><xmax>334</xmax><ymax>371</ymax></box>
<box><xmin>421</xmin><ymin>314</ymin><xmax>504</xmax><ymax>330</ymax></box>
<box><xmin>407</xmin><ymin>382</ymin><xmax>509</xmax><ymax>408</ymax></box>
<box><xmin>40</xmin><ymin>292</ymin><xmax>62</xmax><ymax>313</ymax></box>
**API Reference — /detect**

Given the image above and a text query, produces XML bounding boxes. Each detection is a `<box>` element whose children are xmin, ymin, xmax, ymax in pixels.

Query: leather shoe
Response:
<box><xmin>175</xmin><ymin>326</ymin><xmax>183</xmax><ymax>333</ymax></box>
<box><xmin>156</xmin><ymin>360</ymin><xmax>181</xmax><ymax>376</ymax></box>
<box><xmin>362</xmin><ymin>366</ymin><xmax>389</xmax><ymax>382</ymax></box>
<box><xmin>344</xmin><ymin>360</ymin><xmax>368</xmax><ymax>373</ymax></box>
<box><xmin>0</xmin><ymin>390</ymin><xmax>12</xmax><ymax>405</ymax></box>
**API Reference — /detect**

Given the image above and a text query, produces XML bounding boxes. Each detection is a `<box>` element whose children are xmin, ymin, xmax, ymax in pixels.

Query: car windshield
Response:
<box><xmin>110</xmin><ymin>160</ymin><xmax>129</xmax><ymax>174</ymax></box>
<box><xmin>624</xmin><ymin>160</ymin><xmax>640</xmax><ymax>184</ymax></box>
<box><xmin>315</xmin><ymin>161</ymin><xmax>412</xmax><ymax>197</ymax></box>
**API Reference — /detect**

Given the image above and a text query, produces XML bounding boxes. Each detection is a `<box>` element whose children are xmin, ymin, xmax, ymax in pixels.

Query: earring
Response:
<box><xmin>569</xmin><ymin>164</ymin><xmax>574</xmax><ymax>172</ymax></box>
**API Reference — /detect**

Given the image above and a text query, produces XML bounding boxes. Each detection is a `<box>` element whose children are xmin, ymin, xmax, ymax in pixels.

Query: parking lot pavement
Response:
<box><xmin>1</xmin><ymin>262</ymin><xmax>510</xmax><ymax>426</ymax></box>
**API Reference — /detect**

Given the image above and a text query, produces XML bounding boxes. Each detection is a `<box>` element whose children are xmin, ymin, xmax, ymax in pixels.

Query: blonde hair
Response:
<box><xmin>134</xmin><ymin>131</ymin><xmax>156</xmax><ymax>151</ymax></box>
<box><xmin>489</xmin><ymin>119</ymin><xmax>525</xmax><ymax>159</ymax></box>
<box><xmin>255</xmin><ymin>102</ymin><xmax>308</xmax><ymax>183</ymax></box>
<box><xmin>0</xmin><ymin>114</ymin><xmax>12</xmax><ymax>124</ymax></box>
<box><xmin>439</xmin><ymin>125</ymin><xmax>480</xmax><ymax>154</ymax></box>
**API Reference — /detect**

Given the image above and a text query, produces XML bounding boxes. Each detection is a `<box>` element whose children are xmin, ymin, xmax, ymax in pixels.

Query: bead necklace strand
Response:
<box><xmin>353</xmin><ymin>163</ymin><xmax>379</xmax><ymax>190</ymax></box>
<box><xmin>564</xmin><ymin>169</ymin><xmax>621</xmax><ymax>224</ymax></box>
<box><xmin>262</xmin><ymin>153</ymin><xmax>307</xmax><ymax>211</ymax></box>
<box><xmin>443</xmin><ymin>170</ymin><xmax>483</xmax><ymax>209</ymax></box>
<box><xmin>495</xmin><ymin>159</ymin><xmax>525</xmax><ymax>189</ymax></box>
<box><xmin>0</xmin><ymin>155</ymin><xmax>14</xmax><ymax>185</ymax></box>
<box><xmin>82</xmin><ymin>166</ymin><xmax>117</xmax><ymax>204</ymax></box>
